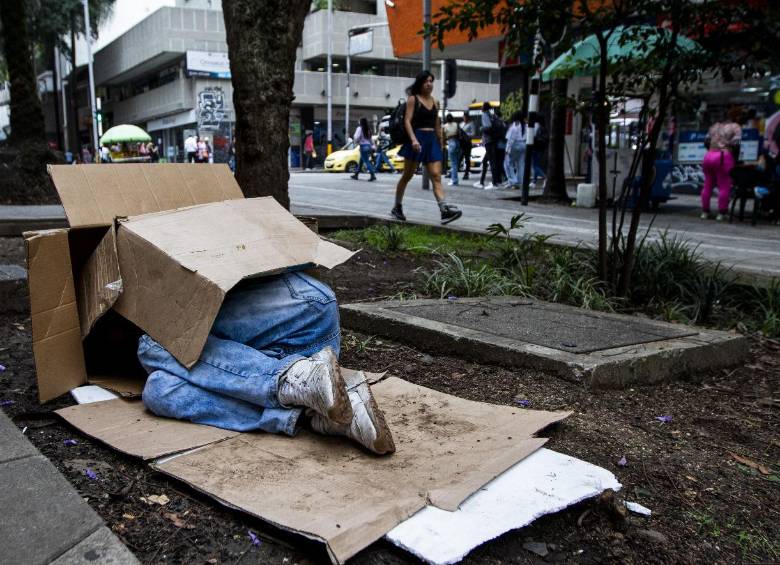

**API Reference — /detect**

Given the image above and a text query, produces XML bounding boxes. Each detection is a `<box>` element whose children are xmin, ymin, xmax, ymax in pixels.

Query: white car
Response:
<box><xmin>470</xmin><ymin>145</ymin><xmax>485</xmax><ymax>171</ymax></box>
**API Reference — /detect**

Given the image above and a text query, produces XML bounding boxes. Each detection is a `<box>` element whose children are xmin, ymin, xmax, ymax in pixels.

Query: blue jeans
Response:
<box><xmin>504</xmin><ymin>142</ymin><xmax>526</xmax><ymax>186</ymax></box>
<box><xmin>447</xmin><ymin>139</ymin><xmax>460</xmax><ymax>184</ymax></box>
<box><xmin>532</xmin><ymin>149</ymin><xmax>546</xmax><ymax>181</ymax></box>
<box><xmin>357</xmin><ymin>144</ymin><xmax>376</xmax><ymax>175</ymax></box>
<box><xmin>375</xmin><ymin>150</ymin><xmax>396</xmax><ymax>172</ymax></box>
<box><xmin>138</xmin><ymin>272</ymin><xmax>341</xmax><ymax>435</ymax></box>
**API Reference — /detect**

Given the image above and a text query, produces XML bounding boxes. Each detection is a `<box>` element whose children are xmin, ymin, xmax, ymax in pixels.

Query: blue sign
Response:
<box><xmin>677</xmin><ymin>128</ymin><xmax>761</xmax><ymax>163</ymax></box>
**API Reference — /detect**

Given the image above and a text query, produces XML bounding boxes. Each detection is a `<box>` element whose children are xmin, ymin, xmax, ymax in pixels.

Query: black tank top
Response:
<box><xmin>412</xmin><ymin>96</ymin><xmax>437</xmax><ymax>129</ymax></box>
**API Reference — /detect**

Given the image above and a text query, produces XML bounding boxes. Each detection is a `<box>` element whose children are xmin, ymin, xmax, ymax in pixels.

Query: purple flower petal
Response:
<box><xmin>0</xmin><ymin>364</ymin><xmax>6</xmax><ymax>372</ymax></box>
<box><xmin>248</xmin><ymin>530</ymin><xmax>261</xmax><ymax>547</ymax></box>
<box><xmin>0</xmin><ymin>400</ymin><xmax>14</xmax><ymax>407</ymax></box>
<box><xmin>447</xmin><ymin>295</ymin><xmax>458</xmax><ymax>301</ymax></box>
<box><xmin>85</xmin><ymin>468</ymin><xmax>97</xmax><ymax>480</ymax></box>
<box><xmin>515</xmin><ymin>399</ymin><xmax>531</xmax><ymax>407</ymax></box>
<box><xmin>655</xmin><ymin>415</ymin><xmax>673</xmax><ymax>423</ymax></box>
<box><xmin>618</xmin><ymin>456</ymin><xmax>627</xmax><ymax>467</ymax></box>
<box><xmin>63</xmin><ymin>439</ymin><xmax>79</xmax><ymax>446</ymax></box>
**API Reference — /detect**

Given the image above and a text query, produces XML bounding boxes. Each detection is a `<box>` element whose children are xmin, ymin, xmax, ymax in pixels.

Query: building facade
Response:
<box><xmin>90</xmin><ymin>0</ymin><xmax>500</xmax><ymax>164</ymax></box>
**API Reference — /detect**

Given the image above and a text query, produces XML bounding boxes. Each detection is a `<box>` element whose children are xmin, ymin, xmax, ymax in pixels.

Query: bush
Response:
<box><xmin>422</xmin><ymin>253</ymin><xmax>527</xmax><ymax>298</ymax></box>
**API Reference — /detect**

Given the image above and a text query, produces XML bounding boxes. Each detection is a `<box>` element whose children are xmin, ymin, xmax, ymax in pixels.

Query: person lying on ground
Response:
<box><xmin>137</xmin><ymin>271</ymin><xmax>395</xmax><ymax>455</ymax></box>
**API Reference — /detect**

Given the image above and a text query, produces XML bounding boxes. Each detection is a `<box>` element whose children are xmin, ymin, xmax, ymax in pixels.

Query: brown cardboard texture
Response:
<box><xmin>113</xmin><ymin>197</ymin><xmax>354</xmax><ymax>367</ymax></box>
<box><xmin>30</xmin><ymin>164</ymin><xmax>353</xmax><ymax>402</ymax></box>
<box><xmin>154</xmin><ymin>378</ymin><xmax>570</xmax><ymax>563</ymax></box>
<box><xmin>54</xmin><ymin>376</ymin><xmax>569</xmax><ymax>563</ymax></box>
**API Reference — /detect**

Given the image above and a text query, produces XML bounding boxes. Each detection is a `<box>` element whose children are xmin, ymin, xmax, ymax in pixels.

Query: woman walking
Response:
<box><xmin>504</xmin><ymin>111</ymin><xmax>527</xmax><ymax>189</ymax></box>
<box><xmin>391</xmin><ymin>71</ymin><xmax>462</xmax><ymax>225</ymax></box>
<box><xmin>701</xmin><ymin>110</ymin><xmax>742</xmax><ymax>220</ymax></box>
<box><xmin>350</xmin><ymin>117</ymin><xmax>377</xmax><ymax>182</ymax></box>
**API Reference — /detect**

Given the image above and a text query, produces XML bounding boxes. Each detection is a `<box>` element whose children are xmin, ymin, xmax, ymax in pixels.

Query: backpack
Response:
<box><xmin>485</xmin><ymin>113</ymin><xmax>507</xmax><ymax>139</ymax></box>
<box><xmin>457</xmin><ymin>126</ymin><xmax>472</xmax><ymax>151</ymax></box>
<box><xmin>388</xmin><ymin>100</ymin><xmax>409</xmax><ymax>146</ymax></box>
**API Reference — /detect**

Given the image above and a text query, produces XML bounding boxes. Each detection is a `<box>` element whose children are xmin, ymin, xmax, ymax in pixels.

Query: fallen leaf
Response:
<box><xmin>63</xmin><ymin>439</ymin><xmax>79</xmax><ymax>446</ymax></box>
<box><xmin>141</xmin><ymin>494</ymin><xmax>170</xmax><ymax>505</ymax></box>
<box><xmin>730</xmin><ymin>453</ymin><xmax>771</xmax><ymax>475</ymax></box>
<box><xmin>0</xmin><ymin>364</ymin><xmax>6</xmax><ymax>372</ymax></box>
<box><xmin>122</xmin><ymin>513</ymin><xmax>135</xmax><ymax>520</ymax></box>
<box><xmin>164</xmin><ymin>512</ymin><xmax>194</xmax><ymax>529</ymax></box>
<box><xmin>617</xmin><ymin>456</ymin><xmax>627</xmax><ymax>467</ymax></box>
<box><xmin>655</xmin><ymin>415</ymin><xmax>673</xmax><ymax>423</ymax></box>
<box><xmin>84</xmin><ymin>468</ymin><xmax>97</xmax><ymax>480</ymax></box>
<box><xmin>248</xmin><ymin>530</ymin><xmax>262</xmax><ymax>547</ymax></box>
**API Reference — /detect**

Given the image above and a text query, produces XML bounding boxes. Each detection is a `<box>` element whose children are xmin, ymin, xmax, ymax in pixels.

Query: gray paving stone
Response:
<box><xmin>341</xmin><ymin>297</ymin><xmax>750</xmax><ymax>388</ymax></box>
<box><xmin>0</xmin><ymin>456</ymin><xmax>103</xmax><ymax>565</ymax></box>
<box><xmin>51</xmin><ymin>526</ymin><xmax>139</xmax><ymax>565</ymax></box>
<box><xmin>0</xmin><ymin>411</ymin><xmax>38</xmax><ymax>463</ymax></box>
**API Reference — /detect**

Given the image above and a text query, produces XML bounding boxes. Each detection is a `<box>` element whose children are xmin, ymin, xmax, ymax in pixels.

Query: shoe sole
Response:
<box><xmin>344</xmin><ymin>371</ymin><xmax>396</xmax><ymax>455</ymax></box>
<box><xmin>440</xmin><ymin>210</ymin><xmax>463</xmax><ymax>225</ymax></box>
<box><xmin>319</xmin><ymin>347</ymin><xmax>353</xmax><ymax>426</ymax></box>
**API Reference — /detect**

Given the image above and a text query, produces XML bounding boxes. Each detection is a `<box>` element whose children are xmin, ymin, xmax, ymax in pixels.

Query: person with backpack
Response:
<box><xmin>529</xmin><ymin>112</ymin><xmax>548</xmax><ymax>186</ymax></box>
<box><xmin>374</xmin><ymin>127</ymin><xmax>397</xmax><ymax>173</ymax></box>
<box><xmin>504</xmin><ymin>111</ymin><xmax>527</xmax><ymax>189</ymax></box>
<box><xmin>475</xmin><ymin>102</ymin><xmax>505</xmax><ymax>189</ymax></box>
<box><xmin>350</xmin><ymin>117</ymin><xmax>377</xmax><ymax>182</ymax></box>
<box><xmin>390</xmin><ymin>70</ymin><xmax>462</xmax><ymax>225</ymax></box>
<box><xmin>459</xmin><ymin>113</ymin><xmax>475</xmax><ymax>180</ymax></box>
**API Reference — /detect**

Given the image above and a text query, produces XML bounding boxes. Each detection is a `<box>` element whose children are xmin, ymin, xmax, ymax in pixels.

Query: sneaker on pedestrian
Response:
<box><xmin>700</xmin><ymin>211</ymin><xmax>710</xmax><ymax>220</ymax></box>
<box><xmin>484</xmin><ymin>183</ymin><xmax>498</xmax><ymax>190</ymax></box>
<box><xmin>716</xmin><ymin>213</ymin><xmax>725</xmax><ymax>221</ymax></box>
<box><xmin>368</xmin><ymin>174</ymin><xmax>377</xmax><ymax>182</ymax></box>
<box><xmin>309</xmin><ymin>370</ymin><xmax>395</xmax><ymax>455</ymax></box>
<box><xmin>440</xmin><ymin>204</ymin><xmax>463</xmax><ymax>225</ymax></box>
<box><xmin>529</xmin><ymin>181</ymin><xmax>536</xmax><ymax>190</ymax></box>
<box><xmin>278</xmin><ymin>346</ymin><xmax>352</xmax><ymax>425</ymax></box>
<box><xmin>350</xmin><ymin>173</ymin><xmax>358</xmax><ymax>180</ymax></box>
<box><xmin>390</xmin><ymin>205</ymin><xmax>407</xmax><ymax>222</ymax></box>
<box><xmin>472</xmin><ymin>181</ymin><xmax>484</xmax><ymax>189</ymax></box>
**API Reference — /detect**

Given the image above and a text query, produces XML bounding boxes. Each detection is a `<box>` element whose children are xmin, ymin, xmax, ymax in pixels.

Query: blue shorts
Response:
<box><xmin>399</xmin><ymin>129</ymin><xmax>443</xmax><ymax>164</ymax></box>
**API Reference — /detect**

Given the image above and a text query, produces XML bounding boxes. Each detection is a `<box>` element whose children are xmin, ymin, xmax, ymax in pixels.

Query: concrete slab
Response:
<box><xmin>0</xmin><ymin>205</ymin><xmax>67</xmax><ymax>236</ymax></box>
<box><xmin>0</xmin><ymin>264</ymin><xmax>28</xmax><ymax>313</ymax></box>
<box><xmin>0</xmin><ymin>456</ymin><xmax>104</xmax><ymax>564</ymax></box>
<box><xmin>0</xmin><ymin>411</ymin><xmax>38</xmax><ymax>463</ymax></box>
<box><xmin>51</xmin><ymin>526</ymin><xmax>139</xmax><ymax>565</ymax></box>
<box><xmin>340</xmin><ymin>297</ymin><xmax>749</xmax><ymax>388</ymax></box>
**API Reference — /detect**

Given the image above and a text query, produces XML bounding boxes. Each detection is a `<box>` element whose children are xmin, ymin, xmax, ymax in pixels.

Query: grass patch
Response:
<box><xmin>332</xmin><ymin>222</ymin><xmax>780</xmax><ymax>337</ymax></box>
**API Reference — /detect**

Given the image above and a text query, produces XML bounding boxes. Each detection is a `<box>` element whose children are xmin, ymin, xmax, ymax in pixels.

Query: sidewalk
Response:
<box><xmin>0</xmin><ymin>411</ymin><xmax>138</xmax><ymax>564</ymax></box>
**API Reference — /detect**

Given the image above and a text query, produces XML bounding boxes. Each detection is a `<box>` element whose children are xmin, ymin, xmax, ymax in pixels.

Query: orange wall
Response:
<box><xmin>386</xmin><ymin>0</ymin><xmax>504</xmax><ymax>58</ymax></box>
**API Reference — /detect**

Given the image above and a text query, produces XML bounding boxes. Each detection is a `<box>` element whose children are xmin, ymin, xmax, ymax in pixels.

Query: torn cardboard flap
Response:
<box><xmin>48</xmin><ymin>163</ymin><xmax>243</xmax><ymax>228</ymax></box>
<box><xmin>113</xmin><ymin>197</ymin><xmax>355</xmax><ymax>368</ymax></box>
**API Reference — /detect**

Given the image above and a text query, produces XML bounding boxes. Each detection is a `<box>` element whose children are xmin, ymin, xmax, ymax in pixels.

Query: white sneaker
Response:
<box><xmin>529</xmin><ymin>182</ymin><xmax>536</xmax><ymax>190</ymax></box>
<box><xmin>446</xmin><ymin>180</ymin><xmax>454</xmax><ymax>186</ymax></box>
<box><xmin>484</xmin><ymin>183</ymin><xmax>498</xmax><ymax>190</ymax></box>
<box><xmin>278</xmin><ymin>347</ymin><xmax>352</xmax><ymax>425</ymax></box>
<box><xmin>472</xmin><ymin>181</ymin><xmax>484</xmax><ymax>189</ymax></box>
<box><xmin>716</xmin><ymin>213</ymin><xmax>725</xmax><ymax>222</ymax></box>
<box><xmin>309</xmin><ymin>370</ymin><xmax>395</xmax><ymax>455</ymax></box>
<box><xmin>700</xmin><ymin>212</ymin><xmax>710</xmax><ymax>220</ymax></box>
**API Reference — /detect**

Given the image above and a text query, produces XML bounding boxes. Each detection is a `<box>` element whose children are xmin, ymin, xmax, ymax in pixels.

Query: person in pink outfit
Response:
<box><xmin>701</xmin><ymin>111</ymin><xmax>743</xmax><ymax>220</ymax></box>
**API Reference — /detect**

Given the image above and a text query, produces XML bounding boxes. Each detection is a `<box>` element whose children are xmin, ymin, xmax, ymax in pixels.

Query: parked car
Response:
<box><xmin>323</xmin><ymin>142</ymin><xmax>360</xmax><ymax>173</ymax></box>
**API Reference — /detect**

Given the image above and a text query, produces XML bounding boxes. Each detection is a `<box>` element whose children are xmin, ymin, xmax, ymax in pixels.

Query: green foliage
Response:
<box><xmin>500</xmin><ymin>89</ymin><xmax>524</xmax><ymax>118</ymax></box>
<box><xmin>422</xmin><ymin>253</ymin><xmax>527</xmax><ymax>299</ymax></box>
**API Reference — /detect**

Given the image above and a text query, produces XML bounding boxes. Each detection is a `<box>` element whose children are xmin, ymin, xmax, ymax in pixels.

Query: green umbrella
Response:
<box><xmin>100</xmin><ymin>124</ymin><xmax>151</xmax><ymax>145</ymax></box>
<box><xmin>542</xmin><ymin>25</ymin><xmax>701</xmax><ymax>82</ymax></box>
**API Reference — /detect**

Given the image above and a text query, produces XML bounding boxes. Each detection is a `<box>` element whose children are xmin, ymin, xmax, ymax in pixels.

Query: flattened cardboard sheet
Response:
<box><xmin>113</xmin><ymin>198</ymin><xmax>355</xmax><ymax>368</ymax></box>
<box><xmin>153</xmin><ymin>378</ymin><xmax>570</xmax><ymax>563</ymax></box>
<box><xmin>25</xmin><ymin>229</ymin><xmax>87</xmax><ymax>402</ymax></box>
<box><xmin>49</xmin><ymin>164</ymin><xmax>243</xmax><ymax>228</ymax></box>
<box><xmin>56</xmin><ymin>398</ymin><xmax>238</xmax><ymax>460</ymax></box>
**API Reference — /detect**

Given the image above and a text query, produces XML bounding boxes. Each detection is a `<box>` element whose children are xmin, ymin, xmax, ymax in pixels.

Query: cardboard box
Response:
<box><xmin>27</xmin><ymin>164</ymin><xmax>353</xmax><ymax>402</ymax></box>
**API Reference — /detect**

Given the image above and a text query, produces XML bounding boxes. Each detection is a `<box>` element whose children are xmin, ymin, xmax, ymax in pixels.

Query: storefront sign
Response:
<box><xmin>677</xmin><ymin>128</ymin><xmax>761</xmax><ymax>163</ymax></box>
<box><xmin>147</xmin><ymin>109</ymin><xmax>197</xmax><ymax>132</ymax></box>
<box><xmin>186</xmin><ymin>51</ymin><xmax>231</xmax><ymax>79</ymax></box>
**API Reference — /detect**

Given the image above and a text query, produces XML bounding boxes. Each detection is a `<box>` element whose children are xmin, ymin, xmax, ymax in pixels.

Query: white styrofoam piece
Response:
<box><xmin>386</xmin><ymin>448</ymin><xmax>622</xmax><ymax>565</ymax></box>
<box><xmin>70</xmin><ymin>385</ymin><xmax>120</xmax><ymax>405</ymax></box>
<box><xmin>625</xmin><ymin>501</ymin><xmax>652</xmax><ymax>516</ymax></box>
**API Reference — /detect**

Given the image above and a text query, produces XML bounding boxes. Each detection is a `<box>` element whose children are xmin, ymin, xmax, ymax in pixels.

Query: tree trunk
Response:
<box><xmin>543</xmin><ymin>77</ymin><xmax>569</xmax><ymax>201</ymax></box>
<box><xmin>222</xmin><ymin>0</ymin><xmax>310</xmax><ymax>209</ymax></box>
<box><xmin>0</xmin><ymin>0</ymin><xmax>46</xmax><ymax>145</ymax></box>
<box><xmin>596</xmin><ymin>38</ymin><xmax>609</xmax><ymax>283</ymax></box>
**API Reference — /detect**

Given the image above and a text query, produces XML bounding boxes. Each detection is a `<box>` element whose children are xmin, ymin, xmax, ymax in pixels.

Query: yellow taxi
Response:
<box><xmin>323</xmin><ymin>142</ymin><xmax>361</xmax><ymax>173</ymax></box>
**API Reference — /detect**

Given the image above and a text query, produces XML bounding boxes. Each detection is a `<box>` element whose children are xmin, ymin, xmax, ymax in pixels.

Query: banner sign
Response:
<box><xmin>349</xmin><ymin>30</ymin><xmax>374</xmax><ymax>56</ymax></box>
<box><xmin>677</xmin><ymin>128</ymin><xmax>761</xmax><ymax>163</ymax></box>
<box><xmin>186</xmin><ymin>51</ymin><xmax>231</xmax><ymax>79</ymax></box>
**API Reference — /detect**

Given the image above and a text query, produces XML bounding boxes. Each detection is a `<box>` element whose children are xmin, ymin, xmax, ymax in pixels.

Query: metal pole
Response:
<box><xmin>82</xmin><ymin>0</ymin><xmax>99</xmax><ymax>162</ymax></box>
<box><xmin>421</xmin><ymin>0</ymin><xmax>432</xmax><ymax>190</ymax></box>
<box><xmin>326</xmin><ymin>0</ymin><xmax>333</xmax><ymax>155</ymax></box>
<box><xmin>346</xmin><ymin>37</ymin><xmax>351</xmax><ymax>144</ymax></box>
<box><xmin>55</xmin><ymin>46</ymin><xmax>69</xmax><ymax>154</ymax></box>
<box><xmin>521</xmin><ymin>29</ymin><xmax>542</xmax><ymax>205</ymax></box>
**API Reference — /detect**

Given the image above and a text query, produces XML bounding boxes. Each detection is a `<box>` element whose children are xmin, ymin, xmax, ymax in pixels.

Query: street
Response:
<box><xmin>290</xmin><ymin>171</ymin><xmax>780</xmax><ymax>279</ymax></box>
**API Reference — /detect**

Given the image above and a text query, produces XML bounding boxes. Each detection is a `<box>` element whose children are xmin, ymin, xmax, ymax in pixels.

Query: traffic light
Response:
<box><xmin>444</xmin><ymin>59</ymin><xmax>457</xmax><ymax>99</ymax></box>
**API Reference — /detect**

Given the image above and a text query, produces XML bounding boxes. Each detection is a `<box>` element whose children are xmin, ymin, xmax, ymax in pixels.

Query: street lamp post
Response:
<box><xmin>326</xmin><ymin>0</ymin><xmax>333</xmax><ymax>155</ymax></box>
<box><xmin>82</xmin><ymin>0</ymin><xmax>100</xmax><ymax>162</ymax></box>
<box><xmin>521</xmin><ymin>29</ymin><xmax>542</xmax><ymax>205</ymax></box>
<box><xmin>421</xmin><ymin>0</ymin><xmax>432</xmax><ymax>190</ymax></box>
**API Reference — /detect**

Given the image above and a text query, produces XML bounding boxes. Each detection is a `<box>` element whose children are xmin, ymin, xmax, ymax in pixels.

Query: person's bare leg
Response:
<box><xmin>391</xmin><ymin>161</ymin><xmax>418</xmax><ymax>221</ymax></box>
<box><xmin>428</xmin><ymin>161</ymin><xmax>462</xmax><ymax>224</ymax></box>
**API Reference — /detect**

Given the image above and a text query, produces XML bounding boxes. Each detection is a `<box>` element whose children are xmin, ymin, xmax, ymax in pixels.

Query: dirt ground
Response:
<box><xmin>1</xmin><ymin>235</ymin><xmax>778</xmax><ymax>564</ymax></box>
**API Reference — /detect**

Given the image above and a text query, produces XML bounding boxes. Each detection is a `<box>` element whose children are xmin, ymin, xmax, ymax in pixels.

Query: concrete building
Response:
<box><xmin>91</xmin><ymin>0</ymin><xmax>500</xmax><ymax>164</ymax></box>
